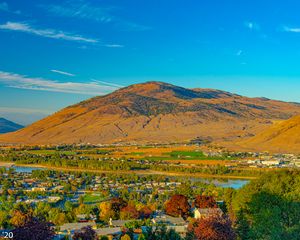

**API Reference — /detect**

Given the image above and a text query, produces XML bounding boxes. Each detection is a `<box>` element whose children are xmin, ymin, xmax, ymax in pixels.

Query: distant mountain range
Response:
<box><xmin>0</xmin><ymin>118</ymin><xmax>23</xmax><ymax>134</ymax></box>
<box><xmin>1</xmin><ymin>81</ymin><xmax>300</xmax><ymax>152</ymax></box>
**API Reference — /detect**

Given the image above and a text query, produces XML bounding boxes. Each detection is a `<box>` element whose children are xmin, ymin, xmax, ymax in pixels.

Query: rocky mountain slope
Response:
<box><xmin>1</xmin><ymin>81</ymin><xmax>300</xmax><ymax>145</ymax></box>
<box><xmin>236</xmin><ymin>115</ymin><xmax>300</xmax><ymax>153</ymax></box>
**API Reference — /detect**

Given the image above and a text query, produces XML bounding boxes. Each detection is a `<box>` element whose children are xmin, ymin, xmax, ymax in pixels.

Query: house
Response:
<box><xmin>167</xmin><ymin>226</ymin><xmax>188</xmax><ymax>238</ymax></box>
<box><xmin>109</xmin><ymin>219</ymin><xmax>132</xmax><ymax>227</ymax></box>
<box><xmin>76</xmin><ymin>214</ymin><xmax>96</xmax><ymax>222</ymax></box>
<box><xmin>59</xmin><ymin>221</ymin><xmax>97</xmax><ymax>233</ymax></box>
<box><xmin>95</xmin><ymin>227</ymin><xmax>122</xmax><ymax>238</ymax></box>
<box><xmin>152</xmin><ymin>213</ymin><xmax>186</xmax><ymax>226</ymax></box>
<box><xmin>193</xmin><ymin>208</ymin><xmax>223</xmax><ymax>219</ymax></box>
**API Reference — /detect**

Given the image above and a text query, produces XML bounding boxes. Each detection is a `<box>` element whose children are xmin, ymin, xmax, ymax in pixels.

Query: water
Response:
<box><xmin>190</xmin><ymin>177</ymin><xmax>249</xmax><ymax>189</ymax></box>
<box><xmin>8</xmin><ymin>166</ymin><xmax>249</xmax><ymax>189</ymax></box>
<box><xmin>12</xmin><ymin>166</ymin><xmax>43</xmax><ymax>173</ymax></box>
<box><xmin>216</xmin><ymin>179</ymin><xmax>249</xmax><ymax>189</ymax></box>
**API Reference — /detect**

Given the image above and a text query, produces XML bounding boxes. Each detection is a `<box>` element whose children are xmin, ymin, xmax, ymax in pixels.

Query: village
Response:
<box><xmin>0</xmin><ymin>167</ymin><xmax>229</xmax><ymax>239</ymax></box>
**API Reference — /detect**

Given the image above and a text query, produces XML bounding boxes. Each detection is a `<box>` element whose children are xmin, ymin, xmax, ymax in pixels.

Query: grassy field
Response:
<box><xmin>83</xmin><ymin>193</ymin><xmax>106</xmax><ymax>204</ymax></box>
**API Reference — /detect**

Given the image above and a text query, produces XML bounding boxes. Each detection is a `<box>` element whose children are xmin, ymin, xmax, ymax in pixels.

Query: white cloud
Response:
<box><xmin>0</xmin><ymin>21</ymin><xmax>98</xmax><ymax>43</ymax></box>
<box><xmin>104</xmin><ymin>44</ymin><xmax>124</xmax><ymax>48</ymax></box>
<box><xmin>41</xmin><ymin>1</ymin><xmax>150</xmax><ymax>31</ymax></box>
<box><xmin>0</xmin><ymin>71</ymin><xmax>120</xmax><ymax>95</ymax></box>
<box><xmin>0</xmin><ymin>1</ymin><xmax>21</xmax><ymax>15</ymax></box>
<box><xmin>236</xmin><ymin>50</ymin><xmax>242</xmax><ymax>56</ymax></box>
<box><xmin>91</xmin><ymin>79</ymin><xmax>124</xmax><ymax>88</ymax></box>
<box><xmin>282</xmin><ymin>26</ymin><xmax>300</xmax><ymax>33</ymax></box>
<box><xmin>51</xmin><ymin>69</ymin><xmax>76</xmax><ymax>77</ymax></box>
<box><xmin>244</xmin><ymin>21</ymin><xmax>260</xmax><ymax>31</ymax></box>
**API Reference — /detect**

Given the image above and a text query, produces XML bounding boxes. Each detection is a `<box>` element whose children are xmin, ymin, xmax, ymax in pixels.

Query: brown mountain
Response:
<box><xmin>1</xmin><ymin>81</ymin><xmax>300</xmax><ymax>145</ymax></box>
<box><xmin>236</xmin><ymin>115</ymin><xmax>300</xmax><ymax>153</ymax></box>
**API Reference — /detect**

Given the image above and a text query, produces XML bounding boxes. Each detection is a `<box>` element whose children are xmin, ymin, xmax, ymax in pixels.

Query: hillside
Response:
<box><xmin>1</xmin><ymin>81</ymin><xmax>300</xmax><ymax>145</ymax></box>
<box><xmin>0</xmin><ymin>118</ymin><xmax>23</xmax><ymax>134</ymax></box>
<box><xmin>236</xmin><ymin>115</ymin><xmax>300</xmax><ymax>153</ymax></box>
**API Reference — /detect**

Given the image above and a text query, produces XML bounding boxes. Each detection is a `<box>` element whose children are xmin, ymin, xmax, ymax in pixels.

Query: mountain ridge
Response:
<box><xmin>235</xmin><ymin>115</ymin><xmax>300</xmax><ymax>153</ymax></box>
<box><xmin>0</xmin><ymin>118</ymin><xmax>24</xmax><ymax>134</ymax></box>
<box><xmin>1</xmin><ymin>81</ymin><xmax>300</xmax><ymax>145</ymax></box>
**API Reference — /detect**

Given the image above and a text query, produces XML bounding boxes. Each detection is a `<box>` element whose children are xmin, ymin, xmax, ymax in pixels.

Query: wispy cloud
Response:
<box><xmin>51</xmin><ymin>69</ymin><xmax>76</xmax><ymax>77</ymax></box>
<box><xmin>104</xmin><ymin>44</ymin><xmax>124</xmax><ymax>48</ymax></box>
<box><xmin>244</xmin><ymin>21</ymin><xmax>260</xmax><ymax>31</ymax></box>
<box><xmin>40</xmin><ymin>1</ymin><xmax>150</xmax><ymax>31</ymax></box>
<box><xmin>0</xmin><ymin>106</ymin><xmax>51</xmax><ymax>115</ymax></box>
<box><xmin>0</xmin><ymin>21</ymin><xmax>98</xmax><ymax>43</ymax></box>
<box><xmin>0</xmin><ymin>1</ymin><xmax>21</xmax><ymax>14</ymax></box>
<box><xmin>0</xmin><ymin>1</ymin><xmax>8</xmax><ymax>11</ymax></box>
<box><xmin>0</xmin><ymin>71</ymin><xmax>121</xmax><ymax>95</ymax></box>
<box><xmin>236</xmin><ymin>50</ymin><xmax>242</xmax><ymax>56</ymax></box>
<box><xmin>91</xmin><ymin>79</ymin><xmax>124</xmax><ymax>88</ymax></box>
<box><xmin>282</xmin><ymin>26</ymin><xmax>300</xmax><ymax>33</ymax></box>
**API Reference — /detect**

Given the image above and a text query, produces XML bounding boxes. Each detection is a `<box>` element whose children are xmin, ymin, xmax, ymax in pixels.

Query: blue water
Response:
<box><xmin>9</xmin><ymin>166</ymin><xmax>249</xmax><ymax>189</ymax></box>
<box><xmin>190</xmin><ymin>177</ymin><xmax>249</xmax><ymax>189</ymax></box>
<box><xmin>216</xmin><ymin>179</ymin><xmax>249</xmax><ymax>189</ymax></box>
<box><xmin>12</xmin><ymin>166</ymin><xmax>43</xmax><ymax>173</ymax></box>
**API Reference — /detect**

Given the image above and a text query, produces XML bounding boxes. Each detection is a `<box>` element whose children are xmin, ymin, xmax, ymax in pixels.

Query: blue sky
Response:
<box><xmin>1</xmin><ymin>0</ymin><xmax>300</xmax><ymax>124</ymax></box>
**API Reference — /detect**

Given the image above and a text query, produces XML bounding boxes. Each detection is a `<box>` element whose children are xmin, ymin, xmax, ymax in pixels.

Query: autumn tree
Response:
<box><xmin>12</xmin><ymin>217</ymin><xmax>54</xmax><ymax>240</ymax></box>
<box><xmin>73</xmin><ymin>226</ymin><xmax>97</xmax><ymax>240</ymax></box>
<box><xmin>165</xmin><ymin>194</ymin><xmax>190</xmax><ymax>219</ymax></box>
<box><xmin>139</xmin><ymin>206</ymin><xmax>153</xmax><ymax>219</ymax></box>
<box><xmin>193</xmin><ymin>195</ymin><xmax>218</xmax><ymax>209</ymax></box>
<box><xmin>10</xmin><ymin>210</ymin><xmax>31</xmax><ymax>227</ymax></box>
<box><xmin>111</xmin><ymin>197</ymin><xmax>127</xmax><ymax>219</ymax></box>
<box><xmin>99</xmin><ymin>201</ymin><xmax>114</xmax><ymax>221</ymax></box>
<box><xmin>120</xmin><ymin>204</ymin><xmax>139</xmax><ymax>220</ymax></box>
<box><xmin>188</xmin><ymin>214</ymin><xmax>236</xmax><ymax>240</ymax></box>
<box><xmin>120</xmin><ymin>234</ymin><xmax>132</xmax><ymax>240</ymax></box>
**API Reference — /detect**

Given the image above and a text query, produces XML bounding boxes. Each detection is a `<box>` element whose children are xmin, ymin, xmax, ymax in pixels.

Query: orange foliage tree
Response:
<box><xmin>165</xmin><ymin>194</ymin><xmax>190</xmax><ymax>219</ymax></box>
<box><xmin>193</xmin><ymin>195</ymin><xmax>218</xmax><ymax>209</ymax></box>
<box><xmin>120</xmin><ymin>204</ymin><xmax>139</xmax><ymax>220</ymax></box>
<box><xmin>188</xmin><ymin>214</ymin><xmax>236</xmax><ymax>240</ymax></box>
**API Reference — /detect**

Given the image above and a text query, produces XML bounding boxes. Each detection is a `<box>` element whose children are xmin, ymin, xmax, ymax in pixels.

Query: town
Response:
<box><xmin>0</xmin><ymin>166</ymin><xmax>231</xmax><ymax>239</ymax></box>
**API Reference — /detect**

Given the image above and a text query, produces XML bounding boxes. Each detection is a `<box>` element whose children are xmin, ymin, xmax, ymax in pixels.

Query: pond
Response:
<box><xmin>190</xmin><ymin>177</ymin><xmax>249</xmax><ymax>189</ymax></box>
<box><xmin>11</xmin><ymin>166</ymin><xmax>43</xmax><ymax>173</ymax></box>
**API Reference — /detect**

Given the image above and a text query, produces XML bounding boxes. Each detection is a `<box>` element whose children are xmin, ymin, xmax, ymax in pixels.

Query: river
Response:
<box><xmin>10</xmin><ymin>165</ymin><xmax>249</xmax><ymax>189</ymax></box>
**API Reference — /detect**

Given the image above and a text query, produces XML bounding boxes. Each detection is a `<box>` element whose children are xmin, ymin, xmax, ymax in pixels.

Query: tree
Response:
<box><xmin>110</xmin><ymin>197</ymin><xmax>127</xmax><ymax>219</ymax></box>
<box><xmin>73</xmin><ymin>226</ymin><xmax>97</xmax><ymax>240</ymax></box>
<box><xmin>0</xmin><ymin>210</ymin><xmax>8</xmax><ymax>228</ymax></box>
<box><xmin>49</xmin><ymin>210</ymin><xmax>68</xmax><ymax>226</ymax></box>
<box><xmin>120</xmin><ymin>234</ymin><xmax>132</xmax><ymax>240</ymax></box>
<box><xmin>193</xmin><ymin>195</ymin><xmax>217</xmax><ymax>209</ymax></box>
<box><xmin>12</xmin><ymin>217</ymin><xmax>54</xmax><ymax>240</ymax></box>
<box><xmin>188</xmin><ymin>214</ymin><xmax>236</xmax><ymax>240</ymax></box>
<box><xmin>10</xmin><ymin>210</ymin><xmax>31</xmax><ymax>227</ymax></box>
<box><xmin>235</xmin><ymin>209</ymin><xmax>250</xmax><ymax>240</ymax></box>
<box><xmin>165</xmin><ymin>194</ymin><xmax>190</xmax><ymax>218</ymax></box>
<box><xmin>100</xmin><ymin>236</ymin><xmax>109</xmax><ymax>240</ymax></box>
<box><xmin>139</xmin><ymin>206</ymin><xmax>153</xmax><ymax>219</ymax></box>
<box><xmin>232</xmin><ymin>170</ymin><xmax>300</xmax><ymax>240</ymax></box>
<box><xmin>137</xmin><ymin>234</ymin><xmax>146</xmax><ymax>240</ymax></box>
<box><xmin>99</xmin><ymin>201</ymin><xmax>114</xmax><ymax>221</ymax></box>
<box><xmin>120</xmin><ymin>204</ymin><xmax>139</xmax><ymax>220</ymax></box>
<box><xmin>143</xmin><ymin>225</ymin><xmax>182</xmax><ymax>240</ymax></box>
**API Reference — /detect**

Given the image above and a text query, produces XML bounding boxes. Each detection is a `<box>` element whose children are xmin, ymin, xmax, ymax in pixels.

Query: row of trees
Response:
<box><xmin>0</xmin><ymin>150</ymin><xmax>263</xmax><ymax>177</ymax></box>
